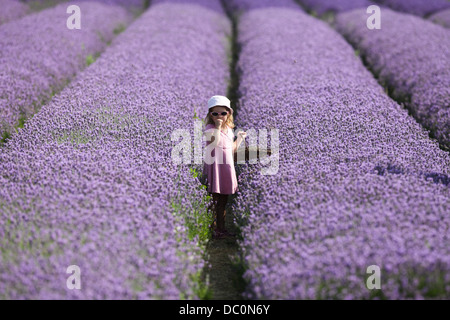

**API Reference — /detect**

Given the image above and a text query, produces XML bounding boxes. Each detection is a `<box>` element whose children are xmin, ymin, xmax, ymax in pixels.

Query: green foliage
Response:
<box><xmin>321</xmin><ymin>11</ymin><xmax>336</xmax><ymax>24</ymax></box>
<box><xmin>16</xmin><ymin>114</ymin><xmax>27</xmax><ymax>129</ymax></box>
<box><xmin>86</xmin><ymin>54</ymin><xmax>95</xmax><ymax>66</ymax></box>
<box><xmin>28</xmin><ymin>0</ymin><xmax>69</xmax><ymax>12</ymax></box>
<box><xmin>193</xmin><ymin>110</ymin><xmax>203</xmax><ymax>121</ymax></box>
<box><xmin>96</xmin><ymin>31</ymin><xmax>106</xmax><ymax>43</ymax></box>
<box><xmin>0</xmin><ymin>114</ymin><xmax>28</xmax><ymax>146</ymax></box>
<box><xmin>170</xmin><ymin>165</ymin><xmax>215</xmax><ymax>299</ymax></box>
<box><xmin>0</xmin><ymin>130</ymin><xmax>11</xmax><ymax>146</ymax></box>
<box><xmin>113</xmin><ymin>24</ymin><xmax>126</xmax><ymax>35</ymax></box>
<box><xmin>171</xmin><ymin>167</ymin><xmax>213</xmax><ymax>244</ymax></box>
<box><xmin>186</xmin><ymin>270</ymin><xmax>213</xmax><ymax>300</ymax></box>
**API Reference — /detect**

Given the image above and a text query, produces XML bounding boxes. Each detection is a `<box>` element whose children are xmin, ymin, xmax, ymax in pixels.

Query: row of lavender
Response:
<box><xmin>334</xmin><ymin>8</ymin><xmax>450</xmax><ymax>151</ymax></box>
<box><xmin>371</xmin><ymin>0</ymin><xmax>450</xmax><ymax>17</ymax></box>
<box><xmin>429</xmin><ymin>8</ymin><xmax>450</xmax><ymax>28</ymax></box>
<box><xmin>225</xmin><ymin>0</ymin><xmax>450</xmax><ymax>299</ymax></box>
<box><xmin>68</xmin><ymin>0</ymin><xmax>148</xmax><ymax>13</ymax></box>
<box><xmin>295</xmin><ymin>0</ymin><xmax>450</xmax><ymax>28</ymax></box>
<box><xmin>0</xmin><ymin>1</ymin><xmax>133</xmax><ymax>142</ymax></box>
<box><xmin>0</xmin><ymin>0</ymin><xmax>29</xmax><ymax>25</ymax></box>
<box><xmin>295</xmin><ymin>0</ymin><xmax>373</xmax><ymax>16</ymax></box>
<box><xmin>0</xmin><ymin>0</ymin><xmax>231</xmax><ymax>299</ymax></box>
<box><xmin>0</xmin><ymin>0</ymin><xmax>145</xmax><ymax>26</ymax></box>
<box><xmin>293</xmin><ymin>1</ymin><xmax>450</xmax><ymax>149</ymax></box>
<box><xmin>20</xmin><ymin>0</ymin><xmax>146</xmax><ymax>9</ymax></box>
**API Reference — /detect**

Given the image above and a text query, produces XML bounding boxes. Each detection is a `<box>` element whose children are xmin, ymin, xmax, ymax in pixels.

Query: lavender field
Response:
<box><xmin>0</xmin><ymin>1</ymin><xmax>133</xmax><ymax>142</ymax></box>
<box><xmin>0</xmin><ymin>0</ymin><xmax>449</xmax><ymax>300</ymax></box>
<box><xmin>0</xmin><ymin>0</ymin><xmax>29</xmax><ymax>25</ymax></box>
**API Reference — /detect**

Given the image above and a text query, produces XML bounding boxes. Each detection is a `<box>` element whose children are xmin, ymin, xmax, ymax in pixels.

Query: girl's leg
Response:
<box><xmin>208</xmin><ymin>192</ymin><xmax>217</xmax><ymax>230</ymax></box>
<box><xmin>215</xmin><ymin>194</ymin><xmax>228</xmax><ymax>232</ymax></box>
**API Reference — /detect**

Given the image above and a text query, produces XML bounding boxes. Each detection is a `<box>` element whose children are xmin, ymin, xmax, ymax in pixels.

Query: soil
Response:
<box><xmin>201</xmin><ymin>196</ymin><xmax>246</xmax><ymax>300</ymax></box>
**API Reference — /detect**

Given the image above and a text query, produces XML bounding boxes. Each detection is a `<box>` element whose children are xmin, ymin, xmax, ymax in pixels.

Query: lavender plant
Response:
<box><xmin>224</xmin><ymin>0</ymin><xmax>300</xmax><ymax>13</ymax></box>
<box><xmin>372</xmin><ymin>0</ymin><xmax>450</xmax><ymax>17</ymax></box>
<box><xmin>69</xmin><ymin>0</ymin><xmax>147</xmax><ymax>10</ymax></box>
<box><xmin>296</xmin><ymin>0</ymin><xmax>373</xmax><ymax>16</ymax></box>
<box><xmin>21</xmin><ymin>0</ymin><xmax>70</xmax><ymax>12</ymax></box>
<box><xmin>225</xmin><ymin>0</ymin><xmax>450</xmax><ymax>299</ymax></box>
<box><xmin>0</xmin><ymin>0</ymin><xmax>29</xmax><ymax>25</ymax></box>
<box><xmin>0</xmin><ymin>0</ymin><xmax>230</xmax><ymax>299</ymax></box>
<box><xmin>335</xmin><ymin>8</ymin><xmax>450</xmax><ymax>150</ymax></box>
<box><xmin>429</xmin><ymin>8</ymin><xmax>450</xmax><ymax>28</ymax></box>
<box><xmin>152</xmin><ymin>0</ymin><xmax>225</xmax><ymax>13</ymax></box>
<box><xmin>0</xmin><ymin>1</ymin><xmax>133</xmax><ymax>143</ymax></box>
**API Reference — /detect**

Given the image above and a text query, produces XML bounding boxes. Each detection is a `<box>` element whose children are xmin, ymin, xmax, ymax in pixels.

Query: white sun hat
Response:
<box><xmin>207</xmin><ymin>95</ymin><xmax>233</xmax><ymax>114</ymax></box>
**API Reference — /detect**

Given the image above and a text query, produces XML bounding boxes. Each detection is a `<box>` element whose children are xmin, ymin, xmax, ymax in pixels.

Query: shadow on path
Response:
<box><xmin>201</xmin><ymin>196</ymin><xmax>246</xmax><ymax>300</ymax></box>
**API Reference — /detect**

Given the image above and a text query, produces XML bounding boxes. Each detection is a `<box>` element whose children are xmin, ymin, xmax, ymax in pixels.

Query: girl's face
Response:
<box><xmin>210</xmin><ymin>106</ymin><xmax>229</xmax><ymax>123</ymax></box>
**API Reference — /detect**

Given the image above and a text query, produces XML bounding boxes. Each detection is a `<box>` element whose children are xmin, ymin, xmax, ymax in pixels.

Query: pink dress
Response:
<box><xmin>203</xmin><ymin>123</ymin><xmax>238</xmax><ymax>195</ymax></box>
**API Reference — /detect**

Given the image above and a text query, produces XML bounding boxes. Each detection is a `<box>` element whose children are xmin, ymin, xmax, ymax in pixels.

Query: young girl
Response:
<box><xmin>203</xmin><ymin>95</ymin><xmax>246</xmax><ymax>239</ymax></box>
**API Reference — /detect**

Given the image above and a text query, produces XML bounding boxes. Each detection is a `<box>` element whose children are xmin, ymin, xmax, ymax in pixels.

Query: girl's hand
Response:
<box><xmin>214</xmin><ymin>119</ymin><xmax>223</xmax><ymax>128</ymax></box>
<box><xmin>238</xmin><ymin>131</ymin><xmax>247</xmax><ymax>139</ymax></box>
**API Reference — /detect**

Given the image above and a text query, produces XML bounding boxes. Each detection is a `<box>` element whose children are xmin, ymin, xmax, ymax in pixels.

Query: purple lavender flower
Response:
<box><xmin>0</xmin><ymin>1</ymin><xmax>133</xmax><ymax>139</ymax></box>
<box><xmin>0</xmin><ymin>0</ymin><xmax>230</xmax><ymax>299</ymax></box>
<box><xmin>152</xmin><ymin>0</ymin><xmax>224</xmax><ymax>13</ymax></box>
<box><xmin>335</xmin><ymin>8</ymin><xmax>450</xmax><ymax>150</ymax></box>
<box><xmin>223</xmin><ymin>0</ymin><xmax>300</xmax><ymax>13</ymax></box>
<box><xmin>296</xmin><ymin>0</ymin><xmax>374</xmax><ymax>16</ymax></box>
<box><xmin>372</xmin><ymin>0</ymin><xmax>450</xmax><ymax>17</ymax></box>
<box><xmin>0</xmin><ymin>0</ymin><xmax>29</xmax><ymax>25</ymax></box>
<box><xmin>226</xmin><ymin>0</ymin><xmax>450</xmax><ymax>299</ymax></box>
<box><xmin>69</xmin><ymin>0</ymin><xmax>147</xmax><ymax>9</ymax></box>
<box><xmin>429</xmin><ymin>8</ymin><xmax>450</xmax><ymax>28</ymax></box>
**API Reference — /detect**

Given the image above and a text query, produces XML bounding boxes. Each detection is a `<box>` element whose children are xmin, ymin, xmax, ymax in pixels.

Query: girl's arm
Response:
<box><xmin>232</xmin><ymin>136</ymin><xmax>241</xmax><ymax>154</ymax></box>
<box><xmin>233</xmin><ymin>131</ymin><xmax>246</xmax><ymax>153</ymax></box>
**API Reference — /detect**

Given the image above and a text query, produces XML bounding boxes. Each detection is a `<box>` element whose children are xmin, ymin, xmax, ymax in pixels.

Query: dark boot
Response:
<box><xmin>216</xmin><ymin>194</ymin><xmax>227</xmax><ymax>232</ymax></box>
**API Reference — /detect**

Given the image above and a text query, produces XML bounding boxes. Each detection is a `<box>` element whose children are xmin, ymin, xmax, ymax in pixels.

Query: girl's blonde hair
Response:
<box><xmin>204</xmin><ymin>107</ymin><xmax>235</xmax><ymax>129</ymax></box>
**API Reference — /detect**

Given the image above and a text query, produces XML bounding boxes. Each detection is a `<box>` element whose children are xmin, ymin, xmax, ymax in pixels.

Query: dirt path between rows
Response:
<box><xmin>199</xmin><ymin>0</ymin><xmax>246</xmax><ymax>300</ymax></box>
<box><xmin>201</xmin><ymin>197</ymin><xmax>245</xmax><ymax>300</ymax></box>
